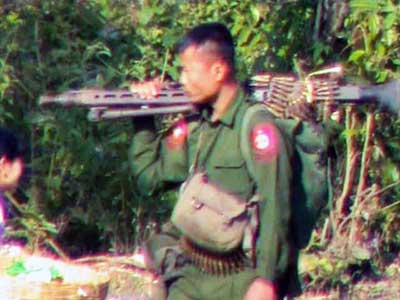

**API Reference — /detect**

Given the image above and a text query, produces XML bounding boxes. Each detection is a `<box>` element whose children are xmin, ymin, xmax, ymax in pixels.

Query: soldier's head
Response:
<box><xmin>177</xmin><ymin>23</ymin><xmax>236</xmax><ymax>104</ymax></box>
<box><xmin>0</xmin><ymin>128</ymin><xmax>24</xmax><ymax>191</ymax></box>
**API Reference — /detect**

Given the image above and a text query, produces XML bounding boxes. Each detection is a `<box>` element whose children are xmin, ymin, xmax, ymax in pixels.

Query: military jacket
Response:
<box><xmin>129</xmin><ymin>88</ymin><xmax>293</xmax><ymax>283</ymax></box>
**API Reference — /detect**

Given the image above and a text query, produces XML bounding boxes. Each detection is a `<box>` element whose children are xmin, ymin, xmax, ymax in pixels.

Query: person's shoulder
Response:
<box><xmin>242</xmin><ymin>102</ymin><xmax>277</xmax><ymax>127</ymax></box>
<box><xmin>240</xmin><ymin>103</ymin><xmax>285</xmax><ymax>164</ymax></box>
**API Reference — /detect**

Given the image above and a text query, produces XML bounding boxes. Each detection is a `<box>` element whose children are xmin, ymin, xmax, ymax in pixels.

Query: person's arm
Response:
<box><xmin>242</xmin><ymin>109</ymin><xmax>293</xmax><ymax>297</ymax></box>
<box><xmin>129</xmin><ymin>116</ymin><xmax>189</xmax><ymax>193</ymax></box>
<box><xmin>128</xmin><ymin>79</ymin><xmax>189</xmax><ymax>194</ymax></box>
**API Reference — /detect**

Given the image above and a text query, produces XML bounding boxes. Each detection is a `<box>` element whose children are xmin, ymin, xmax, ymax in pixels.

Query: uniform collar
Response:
<box><xmin>199</xmin><ymin>87</ymin><xmax>245</xmax><ymax>126</ymax></box>
<box><xmin>217</xmin><ymin>87</ymin><xmax>245</xmax><ymax>126</ymax></box>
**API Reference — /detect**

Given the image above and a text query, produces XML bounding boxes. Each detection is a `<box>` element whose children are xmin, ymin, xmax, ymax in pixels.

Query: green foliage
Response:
<box><xmin>344</xmin><ymin>0</ymin><xmax>400</xmax><ymax>82</ymax></box>
<box><xmin>342</xmin><ymin>0</ymin><xmax>400</xmax><ymax>254</ymax></box>
<box><xmin>300</xmin><ymin>253</ymin><xmax>352</xmax><ymax>290</ymax></box>
<box><xmin>0</xmin><ymin>0</ymin><xmax>147</xmax><ymax>255</ymax></box>
<box><xmin>298</xmin><ymin>0</ymin><xmax>400</xmax><ymax>293</ymax></box>
<box><xmin>6</xmin><ymin>257</ymin><xmax>63</xmax><ymax>281</ymax></box>
<box><xmin>6</xmin><ymin>259</ymin><xmax>28</xmax><ymax>277</ymax></box>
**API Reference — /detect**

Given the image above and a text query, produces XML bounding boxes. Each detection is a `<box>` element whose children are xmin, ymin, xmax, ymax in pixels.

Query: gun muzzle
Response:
<box><xmin>361</xmin><ymin>79</ymin><xmax>400</xmax><ymax>113</ymax></box>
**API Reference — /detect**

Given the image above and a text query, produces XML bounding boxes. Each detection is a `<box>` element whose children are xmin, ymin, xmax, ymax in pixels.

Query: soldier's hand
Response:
<box><xmin>130</xmin><ymin>77</ymin><xmax>163</xmax><ymax>99</ymax></box>
<box><xmin>244</xmin><ymin>278</ymin><xmax>277</xmax><ymax>300</ymax></box>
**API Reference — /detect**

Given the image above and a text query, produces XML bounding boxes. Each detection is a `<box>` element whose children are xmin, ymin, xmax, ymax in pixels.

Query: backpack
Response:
<box><xmin>240</xmin><ymin>103</ymin><xmax>329</xmax><ymax>249</ymax></box>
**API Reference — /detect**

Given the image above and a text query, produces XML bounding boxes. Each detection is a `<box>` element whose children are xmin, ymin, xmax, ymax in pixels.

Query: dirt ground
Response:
<box><xmin>297</xmin><ymin>279</ymin><xmax>400</xmax><ymax>300</ymax></box>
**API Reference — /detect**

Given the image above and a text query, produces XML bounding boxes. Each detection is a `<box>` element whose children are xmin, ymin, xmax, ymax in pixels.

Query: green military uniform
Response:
<box><xmin>129</xmin><ymin>88</ymin><xmax>299</xmax><ymax>300</ymax></box>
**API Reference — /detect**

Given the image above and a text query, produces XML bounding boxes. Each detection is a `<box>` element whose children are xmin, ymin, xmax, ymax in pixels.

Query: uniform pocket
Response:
<box><xmin>211</xmin><ymin>159</ymin><xmax>253</xmax><ymax>198</ymax></box>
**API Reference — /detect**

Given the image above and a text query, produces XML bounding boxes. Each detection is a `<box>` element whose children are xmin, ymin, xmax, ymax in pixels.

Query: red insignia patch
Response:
<box><xmin>166</xmin><ymin>120</ymin><xmax>188</xmax><ymax>149</ymax></box>
<box><xmin>251</xmin><ymin>123</ymin><xmax>280</xmax><ymax>162</ymax></box>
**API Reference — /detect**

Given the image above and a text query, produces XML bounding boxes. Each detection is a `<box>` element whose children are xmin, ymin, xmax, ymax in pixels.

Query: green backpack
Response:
<box><xmin>241</xmin><ymin>103</ymin><xmax>329</xmax><ymax>249</ymax></box>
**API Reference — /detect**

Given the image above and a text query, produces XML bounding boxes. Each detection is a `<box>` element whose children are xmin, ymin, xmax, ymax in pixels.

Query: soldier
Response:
<box><xmin>130</xmin><ymin>23</ymin><xmax>298</xmax><ymax>300</ymax></box>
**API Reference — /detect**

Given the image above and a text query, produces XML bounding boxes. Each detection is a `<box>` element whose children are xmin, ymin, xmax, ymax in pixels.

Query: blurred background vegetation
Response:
<box><xmin>1</xmin><ymin>0</ymin><xmax>399</xmax><ymax>294</ymax></box>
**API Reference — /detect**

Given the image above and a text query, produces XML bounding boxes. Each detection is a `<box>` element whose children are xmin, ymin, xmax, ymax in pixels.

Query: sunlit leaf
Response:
<box><xmin>350</xmin><ymin>0</ymin><xmax>379</xmax><ymax>11</ymax></box>
<box><xmin>348</xmin><ymin>50</ymin><xmax>365</xmax><ymax>62</ymax></box>
<box><xmin>367</xmin><ymin>14</ymin><xmax>380</xmax><ymax>38</ymax></box>
<box><xmin>392</xmin><ymin>59</ymin><xmax>400</xmax><ymax>66</ymax></box>
<box><xmin>383</xmin><ymin>13</ymin><xmax>397</xmax><ymax>29</ymax></box>
<box><xmin>250</xmin><ymin>5</ymin><xmax>261</xmax><ymax>24</ymax></box>
<box><xmin>238</xmin><ymin>27</ymin><xmax>252</xmax><ymax>46</ymax></box>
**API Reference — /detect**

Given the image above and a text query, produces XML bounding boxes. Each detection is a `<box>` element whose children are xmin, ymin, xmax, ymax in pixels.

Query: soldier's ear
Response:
<box><xmin>212</xmin><ymin>61</ymin><xmax>229</xmax><ymax>82</ymax></box>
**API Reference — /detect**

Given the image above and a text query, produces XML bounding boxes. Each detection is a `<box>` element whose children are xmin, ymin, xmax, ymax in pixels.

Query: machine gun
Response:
<box><xmin>39</xmin><ymin>66</ymin><xmax>400</xmax><ymax>121</ymax></box>
<box><xmin>39</xmin><ymin>85</ymin><xmax>194</xmax><ymax>122</ymax></box>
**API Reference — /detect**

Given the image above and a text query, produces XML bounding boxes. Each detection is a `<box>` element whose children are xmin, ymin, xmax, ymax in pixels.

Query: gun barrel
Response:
<box><xmin>333</xmin><ymin>80</ymin><xmax>400</xmax><ymax>109</ymax></box>
<box><xmin>39</xmin><ymin>88</ymin><xmax>191</xmax><ymax>107</ymax></box>
<box><xmin>334</xmin><ymin>85</ymin><xmax>364</xmax><ymax>102</ymax></box>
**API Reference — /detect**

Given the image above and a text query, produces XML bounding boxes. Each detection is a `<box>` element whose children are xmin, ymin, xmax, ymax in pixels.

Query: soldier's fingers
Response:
<box><xmin>130</xmin><ymin>81</ymin><xmax>160</xmax><ymax>99</ymax></box>
<box><xmin>151</xmin><ymin>77</ymin><xmax>164</xmax><ymax>95</ymax></box>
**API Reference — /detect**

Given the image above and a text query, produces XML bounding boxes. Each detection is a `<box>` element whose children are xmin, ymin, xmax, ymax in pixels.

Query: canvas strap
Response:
<box><xmin>239</xmin><ymin>104</ymin><xmax>270</xmax><ymax>266</ymax></box>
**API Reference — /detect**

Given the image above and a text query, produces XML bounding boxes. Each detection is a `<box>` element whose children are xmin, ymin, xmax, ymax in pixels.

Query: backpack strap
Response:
<box><xmin>239</xmin><ymin>103</ymin><xmax>271</xmax><ymax>265</ymax></box>
<box><xmin>240</xmin><ymin>103</ymin><xmax>274</xmax><ymax>180</ymax></box>
<box><xmin>240</xmin><ymin>103</ymin><xmax>329</xmax><ymax>249</ymax></box>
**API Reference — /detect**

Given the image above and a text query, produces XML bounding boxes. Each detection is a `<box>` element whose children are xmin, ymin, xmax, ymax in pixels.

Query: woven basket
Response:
<box><xmin>0</xmin><ymin>247</ymin><xmax>109</xmax><ymax>300</ymax></box>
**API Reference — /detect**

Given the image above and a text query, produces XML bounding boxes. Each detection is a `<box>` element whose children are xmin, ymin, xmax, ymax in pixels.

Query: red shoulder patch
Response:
<box><xmin>166</xmin><ymin>120</ymin><xmax>188</xmax><ymax>149</ymax></box>
<box><xmin>251</xmin><ymin>123</ymin><xmax>280</xmax><ymax>162</ymax></box>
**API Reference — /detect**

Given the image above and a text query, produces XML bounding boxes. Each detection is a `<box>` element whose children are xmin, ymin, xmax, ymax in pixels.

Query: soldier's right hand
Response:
<box><xmin>130</xmin><ymin>77</ymin><xmax>163</xmax><ymax>99</ymax></box>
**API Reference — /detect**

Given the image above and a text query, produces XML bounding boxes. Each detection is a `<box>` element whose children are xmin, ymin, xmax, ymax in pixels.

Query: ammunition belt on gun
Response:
<box><xmin>179</xmin><ymin>236</ymin><xmax>249</xmax><ymax>276</ymax></box>
<box><xmin>251</xmin><ymin>73</ymin><xmax>339</xmax><ymax>120</ymax></box>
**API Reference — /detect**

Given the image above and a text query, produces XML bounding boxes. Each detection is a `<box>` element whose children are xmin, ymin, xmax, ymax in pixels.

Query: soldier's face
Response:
<box><xmin>0</xmin><ymin>157</ymin><xmax>24</xmax><ymax>191</ymax></box>
<box><xmin>179</xmin><ymin>45</ymin><xmax>224</xmax><ymax>104</ymax></box>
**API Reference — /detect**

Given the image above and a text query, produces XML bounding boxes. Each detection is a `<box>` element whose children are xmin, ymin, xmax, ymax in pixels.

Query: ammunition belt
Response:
<box><xmin>179</xmin><ymin>236</ymin><xmax>249</xmax><ymax>276</ymax></box>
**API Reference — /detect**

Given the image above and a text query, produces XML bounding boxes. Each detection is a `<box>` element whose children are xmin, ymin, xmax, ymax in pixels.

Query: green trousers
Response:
<box><xmin>144</xmin><ymin>228</ymin><xmax>257</xmax><ymax>300</ymax></box>
<box><xmin>143</xmin><ymin>226</ymin><xmax>298</xmax><ymax>300</ymax></box>
<box><xmin>167</xmin><ymin>264</ymin><xmax>257</xmax><ymax>300</ymax></box>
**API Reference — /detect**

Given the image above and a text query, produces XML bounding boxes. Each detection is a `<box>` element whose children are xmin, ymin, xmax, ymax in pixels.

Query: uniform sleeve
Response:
<box><xmin>242</xmin><ymin>110</ymin><xmax>293</xmax><ymax>282</ymax></box>
<box><xmin>128</xmin><ymin>117</ymin><xmax>189</xmax><ymax>196</ymax></box>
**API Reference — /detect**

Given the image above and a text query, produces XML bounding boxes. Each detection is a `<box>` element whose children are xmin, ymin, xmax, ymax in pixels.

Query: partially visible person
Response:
<box><xmin>0</xmin><ymin>127</ymin><xmax>24</xmax><ymax>243</ymax></box>
<box><xmin>0</xmin><ymin>127</ymin><xmax>24</xmax><ymax>191</ymax></box>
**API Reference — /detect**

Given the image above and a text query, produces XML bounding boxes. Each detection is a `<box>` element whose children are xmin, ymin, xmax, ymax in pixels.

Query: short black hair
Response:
<box><xmin>0</xmin><ymin>127</ymin><xmax>22</xmax><ymax>161</ymax></box>
<box><xmin>177</xmin><ymin>22</ymin><xmax>235</xmax><ymax>70</ymax></box>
